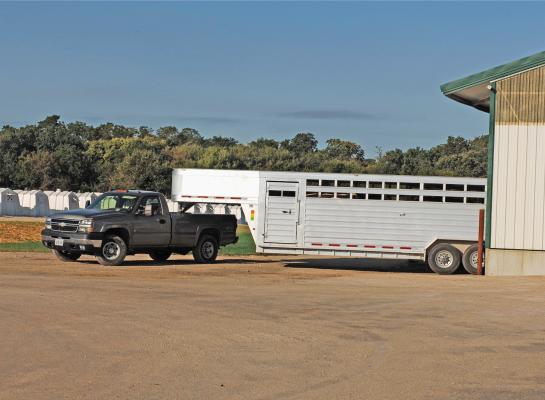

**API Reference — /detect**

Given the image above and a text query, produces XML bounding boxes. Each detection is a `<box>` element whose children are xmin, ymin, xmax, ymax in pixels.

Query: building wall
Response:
<box><xmin>491</xmin><ymin>65</ymin><xmax>545</xmax><ymax>251</ymax></box>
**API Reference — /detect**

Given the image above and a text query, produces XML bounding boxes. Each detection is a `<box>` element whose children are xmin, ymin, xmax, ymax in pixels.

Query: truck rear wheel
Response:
<box><xmin>149</xmin><ymin>251</ymin><xmax>172</xmax><ymax>262</ymax></box>
<box><xmin>96</xmin><ymin>235</ymin><xmax>127</xmax><ymax>266</ymax></box>
<box><xmin>192</xmin><ymin>234</ymin><xmax>218</xmax><ymax>263</ymax></box>
<box><xmin>462</xmin><ymin>244</ymin><xmax>480</xmax><ymax>275</ymax></box>
<box><xmin>52</xmin><ymin>249</ymin><xmax>81</xmax><ymax>262</ymax></box>
<box><xmin>427</xmin><ymin>243</ymin><xmax>462</xmax><ymax>275</ymax></box>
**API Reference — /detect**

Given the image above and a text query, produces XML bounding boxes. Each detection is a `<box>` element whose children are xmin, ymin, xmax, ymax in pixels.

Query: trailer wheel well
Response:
<box><xmin>425</xmin><ymin>239</ymin><xmax>475</xmax><ymax>261</ymax></box>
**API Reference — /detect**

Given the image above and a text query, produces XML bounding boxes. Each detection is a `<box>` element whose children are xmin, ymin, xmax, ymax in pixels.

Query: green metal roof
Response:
<box><xmin>440</xmin><ymin>50</ymin><xmax>545</xmax><ymax>112</ymax></box>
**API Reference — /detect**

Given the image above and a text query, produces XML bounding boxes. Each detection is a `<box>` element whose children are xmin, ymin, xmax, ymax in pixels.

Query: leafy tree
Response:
<box><xmin>325</xmin><ymin>139</ymin><xmax>365</xmax><ymax>162</ymax></box>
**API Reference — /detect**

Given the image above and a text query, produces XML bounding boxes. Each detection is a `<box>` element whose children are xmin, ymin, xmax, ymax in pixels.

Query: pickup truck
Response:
<box><xmin>41</xmin><ymin>190</ymin><xmax>238</xmax><ymax>266</ymax></box>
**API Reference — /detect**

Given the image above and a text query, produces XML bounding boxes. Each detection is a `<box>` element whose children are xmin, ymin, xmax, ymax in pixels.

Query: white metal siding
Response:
<box><xmin>491</xmin><ymin>123</ymin><xmax>545</xmax><ymax>250</ymax></box>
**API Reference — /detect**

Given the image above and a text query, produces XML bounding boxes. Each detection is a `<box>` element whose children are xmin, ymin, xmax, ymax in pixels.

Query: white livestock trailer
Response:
<box><xmin>172</xmin><ymin>169</ymin><xmax>487</xmax><ymax>274</ymax></box>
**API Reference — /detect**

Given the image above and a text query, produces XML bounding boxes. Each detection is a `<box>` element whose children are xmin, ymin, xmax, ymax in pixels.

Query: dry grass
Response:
<box><xmin>0</xmin><ymin>221</ymin><xmax>43</xmax><ymax>244</ymax></box>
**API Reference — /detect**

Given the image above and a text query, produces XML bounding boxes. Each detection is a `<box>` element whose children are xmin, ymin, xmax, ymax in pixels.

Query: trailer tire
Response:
<box><xmin>52</xmin><ymin>249</ymin><xmax>81</xmax><ymax>262</ymax></box>
<box><xmin>192</xmin><ymin>234</ymin><xmax>218</xmax><ymax>264</ymax></box>
<box><xmin>96</xmin><ymin>235</ymin><xmax>127</xmax><ymax>266</ymax></box>
<box><xmin>149</xmin><ymin>251</ymin><xmax>172</xmax><ymax>262</ymax></box>
<box><xmin>427</xmin><ymin>243</ymin><xmax>462</xmax><ymax>275</ymax></box>
<box><xmin>462</xmin><ymin>244</ymin><xmax>480</xmax><ymax>275</ymax></box>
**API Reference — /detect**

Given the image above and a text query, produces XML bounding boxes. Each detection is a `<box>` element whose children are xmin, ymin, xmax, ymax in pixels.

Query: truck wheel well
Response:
<box><xmin>199</xmin><ymin>228</ymin><xmax>220</xmax><ymax>243</ymax></box>
<box><xmin>104</xmin><ymin>228</ymin><xmax>130</xmax><ymax>246</ymax></box>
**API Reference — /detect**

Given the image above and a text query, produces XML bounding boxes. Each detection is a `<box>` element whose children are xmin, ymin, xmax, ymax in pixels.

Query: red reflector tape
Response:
<box><xmin>197</xmin><ymin>196</ymin><xmax>208</xmax><ymax>199</ymax></box>
<box><xmin>400</xmin><ymin>246</ymin><xmax>412</xmax><ymax>250</ymax></box>
<box><xmin>311</xmin><ymin>243</ymin><xmax>322</xmax><ymax>246</ymax></box>
<box><xmin>382</xmin><ymin>245</ymin><xmax>394</xmax><ymax>249</ymax></box>
<box><xmin>215</xmin><ymin>196</ymin><xmax>225</xmax><ymax>199</ymax></box>
<box><xmin>364</xmin><ymin>245</ymin><xmax>376</xmax><ymax>248</ymax></box>
<box><xmin>329</xmin><ymin>244</ymin><xmax>340</xmax><ymax>247</ymax></box>
<box><xmin>346</xmin><ymin>244</ymin><xmax>358</xmax><ymax>248</ymax></box>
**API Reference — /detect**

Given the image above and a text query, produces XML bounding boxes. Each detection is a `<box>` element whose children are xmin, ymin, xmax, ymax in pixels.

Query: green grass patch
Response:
<box><xmin>222</xmin><ymin>225</ymin><xmax>256</xmax><ymax>256</ymax></box>
<box><xmin>0</xmin><ymin>241</ymin><xmax>49</xmax><ymax>253</ymax></box>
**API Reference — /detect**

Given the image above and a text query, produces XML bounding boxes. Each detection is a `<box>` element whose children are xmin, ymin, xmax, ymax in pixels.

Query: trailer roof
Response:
<box><xmin>440</xmin><ymin>50</ymin><xmax>545</xmax><ymax>112</ymax></box>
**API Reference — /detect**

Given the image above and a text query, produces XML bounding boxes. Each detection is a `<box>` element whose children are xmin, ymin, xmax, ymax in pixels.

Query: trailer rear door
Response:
<box><xmin>264</xmin><ymin>181</ymin><xmax>299</xmax><ymax>244</ymax></box>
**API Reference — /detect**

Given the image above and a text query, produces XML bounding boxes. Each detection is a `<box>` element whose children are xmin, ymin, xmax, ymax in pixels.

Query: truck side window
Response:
<box><xmin>138</xmin><ymin>196</ymin><xmax>163</xmax><ymax>216</ymax></box>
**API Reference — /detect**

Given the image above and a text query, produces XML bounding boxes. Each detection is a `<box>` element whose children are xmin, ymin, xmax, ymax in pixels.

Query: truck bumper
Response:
<box><xmin>41</xmin><ymin>229</ymin><xmax>104</xmax><ymax>253</ymax></box>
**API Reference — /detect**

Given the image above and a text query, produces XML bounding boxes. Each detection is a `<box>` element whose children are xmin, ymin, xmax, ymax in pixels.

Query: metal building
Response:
<box><xmin>441</xmin><ymin>50</ymin><xmax>545</xmax><ymax>275</ymax></box>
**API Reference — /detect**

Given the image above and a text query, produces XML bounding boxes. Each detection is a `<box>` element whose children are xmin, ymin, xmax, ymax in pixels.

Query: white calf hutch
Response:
<box><xmin>172</xmin><ymin>169</ymin><xmax>486</xmax><ymax>274</ymax></box>
<box><xmin>0</xmin><ymin>188</ymin><xmax>22</xmax><ymax>216</ymax></box>
<box><xmin>44</xmin><ymin>190</ymin><xmax>79</xmax><ymax>212</ymax></box>
<box><xmin>14</xmin><ymin>190</ymin><xmax>50</xmax><ymax>216</ymax></box>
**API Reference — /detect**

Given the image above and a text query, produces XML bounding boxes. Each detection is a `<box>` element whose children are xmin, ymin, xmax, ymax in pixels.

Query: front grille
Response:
<box><xmin>51</xmin><ymin>219</ymin><xmax>80</xmax><ymax>233</ymax></box>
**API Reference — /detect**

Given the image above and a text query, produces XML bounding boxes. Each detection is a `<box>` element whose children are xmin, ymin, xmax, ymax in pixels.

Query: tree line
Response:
<box><xmin>0</xmin><ymin>115</ymin><xmax>488</xmax><ymax>194</ymax></box>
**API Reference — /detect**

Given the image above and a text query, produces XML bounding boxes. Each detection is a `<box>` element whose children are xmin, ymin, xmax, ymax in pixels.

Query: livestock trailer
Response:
<box><xmin>172</xmin><ymin>169</ymin><xmax>486</xmax><ymax>274</ymax></box>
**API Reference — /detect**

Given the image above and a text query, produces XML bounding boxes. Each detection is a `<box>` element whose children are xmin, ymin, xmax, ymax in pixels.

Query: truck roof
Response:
<box><xmin>105</xmin><ymin>190</ymin><xmax>160</xmax><ymax>196</ymax></box>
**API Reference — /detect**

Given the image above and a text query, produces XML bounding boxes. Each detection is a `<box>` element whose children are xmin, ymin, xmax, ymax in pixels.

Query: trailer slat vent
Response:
<box><xmin>424</xmin><ymin>183</ymin><xmax>444</xmax><ymax>191</ymax></box>
<box><xmin>400</xmin><ymin>182</ymin><xmax>420</xmax><ymax>190</ymax></box>
<box><xmin>399</xmin><ymin>195</ymin><xmax>420</xmax><ymax>201</ymax></box>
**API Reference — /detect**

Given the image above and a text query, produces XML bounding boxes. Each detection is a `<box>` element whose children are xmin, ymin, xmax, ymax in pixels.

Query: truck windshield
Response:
<box><xmin>88</xmin><ymin>193</ymin><xmax>139</xmax><ymax>212</ymax></box>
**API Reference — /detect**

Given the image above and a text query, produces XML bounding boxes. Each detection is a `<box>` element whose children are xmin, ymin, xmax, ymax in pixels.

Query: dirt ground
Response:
<box><xmin>2</xmin><ymin>252</ymin><xmax>545</xmax><ymax>400</ymax></box>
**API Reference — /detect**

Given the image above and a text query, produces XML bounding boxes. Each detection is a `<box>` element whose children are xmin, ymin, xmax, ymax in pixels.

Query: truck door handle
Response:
<box><xmin>282</xmin><ymin>210</ymin><xmax>291</xmax><ymax>214</ymax></box>
<box><xmin>159</xmin><ymin>219</ymin><xmax>166</xmax><ymax>224</ymax></box>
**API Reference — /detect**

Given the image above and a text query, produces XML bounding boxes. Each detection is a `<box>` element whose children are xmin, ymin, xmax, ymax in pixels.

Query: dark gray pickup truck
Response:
<box><xmin>41</xmin><ymin>190</ymin><xmax>237</xmax><ymax>266</ymax></box>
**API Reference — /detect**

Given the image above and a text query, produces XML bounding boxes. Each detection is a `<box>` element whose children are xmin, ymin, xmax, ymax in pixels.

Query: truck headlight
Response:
<box><xmin>45</xmin><ymin>217</ymin><xmax>51</xmax><ymax>229</ymax></box>
<box><xmin>78</xmin><ymin>219</ymin><xmax>94</xmax><ymax>233</ymax></box>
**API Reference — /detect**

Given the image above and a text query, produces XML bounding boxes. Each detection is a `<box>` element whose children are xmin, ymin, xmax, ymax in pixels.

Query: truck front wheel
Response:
<box><xmin>192</xmin><ymin>235</ymin><xmax>218</xmax><ymax>263</ymax></box>
<box><xmin>96</xmin><ymin>235</ymin><xmax>127</xmax><ymax>266</ymax></box>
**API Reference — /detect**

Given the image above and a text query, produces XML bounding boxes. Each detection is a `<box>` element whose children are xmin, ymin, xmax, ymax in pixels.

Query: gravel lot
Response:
<box><xmin>2</xmin><ymin>252</ymin><xmax>545</xmax><ymax>399</ymax></box>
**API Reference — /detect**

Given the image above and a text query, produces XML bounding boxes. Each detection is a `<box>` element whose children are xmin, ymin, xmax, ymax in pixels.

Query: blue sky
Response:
<box><xmin>1</xmin><ymin>2</ymin><xmax>544</xmax><ymax>155</ymax></box>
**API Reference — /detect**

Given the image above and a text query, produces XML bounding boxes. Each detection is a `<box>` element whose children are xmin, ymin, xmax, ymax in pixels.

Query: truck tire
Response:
<box><xmin>192</xmin><ymin>234</ymin><xmax>219</xmax><ymax>264</ymax></box>
<box><xmin>52</xmin><ymin>249</ymin><xmax>81</xmax><ymax>262</ymax></box>
<box><xmin>462</xmin><ymin>244</ymin><xmax>480</xmax><ymax>275</ymax></box>
<box><xmin>96</xmin><ymin>235</ymin><xmax>127</xmax><ymax>266</ymax></box>
<box><xmin>427</xmin><ymin>243</ymin><xmax>462</xmax><ymax>275</ymax></box>
<box><xmin>149</xmin><ymin>251</ymin><xmax>172</xmax><ymax>262</ymax></box>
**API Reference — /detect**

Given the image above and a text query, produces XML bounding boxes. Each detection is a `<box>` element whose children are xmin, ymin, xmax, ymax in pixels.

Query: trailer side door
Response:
<box><xmin>264</xmin><ymin>181</ymin><xmax>299</xmax><ymax>244</ymax></box>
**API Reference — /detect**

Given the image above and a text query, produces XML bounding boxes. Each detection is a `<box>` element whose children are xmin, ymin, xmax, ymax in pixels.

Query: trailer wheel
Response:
<box><xmin>96</xmin><ymin>235</ymin><xmax>127</xmax><ymax>266</ymax></box>
<box><xmin>462</xmin><ymin>244</ymin><xmax>480</xmax><ymax>275</ymax></box>
<box><xmin>52</xmin><ymin>249</ymin><xmax>81</xmax><ymax>262</ymax></box>
<box><xmin>192</xmin><ymin>234</ymin><xmax>218</xmax><ymax>264</ymax></box>
<box><xmin>149</xmin><ymin>251</ymin><xmax>172</xmax><ymax>262</ymax></box>
<box><xmin>427</xmin><ymin>243</ymin><xmax>462</xmax><ymax>275</ymax></box>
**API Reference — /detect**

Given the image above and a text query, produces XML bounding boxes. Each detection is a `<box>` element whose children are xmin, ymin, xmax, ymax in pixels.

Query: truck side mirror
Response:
<box><xmin>85</xmin><ymin>200</ymin><xmax>91</xmax><ymax>208</ymax></box>
<box><xmin>144</xmin><ymin>204</ymin><xmax>153</xmax><ymax>217</ymax></box>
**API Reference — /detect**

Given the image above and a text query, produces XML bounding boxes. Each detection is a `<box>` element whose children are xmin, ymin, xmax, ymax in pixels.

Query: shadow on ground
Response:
<box><xmin>281</xmin><ymin>258</ymin><xmax>434</xmax><ymax>274</ymax></box>
<box><xmin>76</xmin><ymin>257</ymin><xmax>278</xmax><ymax>267</ymax></box>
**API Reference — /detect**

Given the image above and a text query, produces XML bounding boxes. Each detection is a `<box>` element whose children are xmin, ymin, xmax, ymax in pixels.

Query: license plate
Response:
<box><xmin>54</xmin><ymin>238</ymin><xmax>64</xmax><ymax>247</ymax></box>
